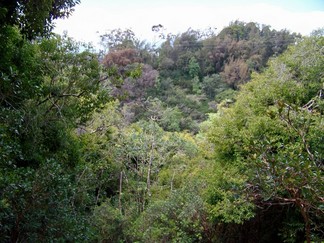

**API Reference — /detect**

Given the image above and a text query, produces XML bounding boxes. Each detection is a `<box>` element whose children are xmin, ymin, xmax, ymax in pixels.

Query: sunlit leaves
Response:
<box><xmin>207</xmin><ymin>35</ymin><xmax>324</xmax><ymax>241</ymax></box>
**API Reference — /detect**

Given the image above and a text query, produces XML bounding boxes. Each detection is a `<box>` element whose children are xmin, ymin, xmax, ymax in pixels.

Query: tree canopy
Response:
<box><xmin>0</xmin><ymin>1</ymin><xmax>323</xmax><ymax>241</ymax></box>
<box><xmin>207</xmin><ymin>34</ymin><xmax>324</xmax><ymax>242</ymax></box>
<box><xmin>0</xmin><ymin>0</ymin><xmax>80</xmax><ymax>39</ymax></box>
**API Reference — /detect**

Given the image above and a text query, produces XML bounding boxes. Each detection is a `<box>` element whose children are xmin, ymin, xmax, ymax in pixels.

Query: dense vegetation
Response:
<box><xmin>1</xmin><ymin>1</ymin><xmax>323</xmax><ymax>242</ymax></box>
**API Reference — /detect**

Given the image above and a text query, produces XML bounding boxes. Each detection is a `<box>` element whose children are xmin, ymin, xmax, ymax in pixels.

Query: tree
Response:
<box><xmin>222</xmin><ymin>58</ymin><xmax>250</xmax><ymax>89</ymax></box>
<box><xmin>199</xmin><ymin>21</ymin><xmax>300</xmax><ymax>77</ymax></box>
<box><xmin>201</xmin><ymin>74</ymin><xmax>229</xmax><ymax>100</ymax></box>
<box><xmin>188</xmin><ymin>56</ymin><xmax>201</xmax><ymax>78</ymax></box>
<box><xmin>100</xmin><ymin>28</ymin><xmax>137</xmax><ymax>52</ymax></box>
<box><xmin>0</xmin><ymin>30</ymin><xmax>108</xmax><ymax>241</ymax></box>
<box><xmin>0</xmin><ymin>0</ymin><xmax>80</xmax><ymax>39</ymax></box>
<box><xmin>130</xmin><ymin>185</ymin><xmax>206</xmax><ymax>242</ymax></box>
<box><xmin>207</xmin><ymin>35</ymin><xmax>324</xmax><ymax>242</ymax></box>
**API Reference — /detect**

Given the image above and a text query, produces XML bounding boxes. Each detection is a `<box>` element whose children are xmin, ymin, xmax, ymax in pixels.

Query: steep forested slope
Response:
<box><xmin>0</xmin><ymin>1</ymin><xmax>323</xmax><ymax>242</ymax></box>
<box><xmin>103</xmin><ymin>21</ymin><xmax>300</xmax><ymax>133</ymax></box>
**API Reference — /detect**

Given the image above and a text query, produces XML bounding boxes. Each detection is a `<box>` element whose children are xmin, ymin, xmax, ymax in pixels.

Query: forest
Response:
<box><xmin>0</xmin><ymin>1</ymin><xmax>323</xmax><ymax>242</ymax></box>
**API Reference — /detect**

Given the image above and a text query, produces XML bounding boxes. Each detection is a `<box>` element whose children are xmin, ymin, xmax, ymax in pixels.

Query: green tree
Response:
<box><xmin>0</xmin><ymin>30</ymin><xmax>107</xmax><ymax>241</ymax></box>
<box><xmin>208</xmin><ymin>35</ymin><xmax>324</xmax><ymax>242</ymax></box>
<box><xmin>130</xmin><ymin>185</ymin><xmax>206</xmax><ymax>243</ymax></box>
<box><xmin>188</xmin><ymin>56</ymin><xmax>201</xmax><ymax>78</ymax></box>
<box><xmin>0</xmin><ymin>0</ymin><xmax>80</xmax><ymax>39</ymax></box>
<box><xmin>201</xmin><ymin>74</ymin><xmax>230</xmax><ymax>100</ymax></box>
<box><xmin>100</xmin><ymin>28</ymin><xmax>137</xmax><ymax>52</ymax></box>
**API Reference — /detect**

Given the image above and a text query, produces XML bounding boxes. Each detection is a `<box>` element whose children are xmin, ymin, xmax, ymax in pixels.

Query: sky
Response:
<box><xmin>54</xmin><ymin>0</ymin><xmax>324</xmax><ymax>47</ymax></box>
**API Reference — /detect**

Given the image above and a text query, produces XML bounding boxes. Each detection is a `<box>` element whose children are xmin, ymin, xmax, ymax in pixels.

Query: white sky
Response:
<box><xmin>54</xmin><ymin>0</ymin><xmax>324</xmax><ymax>47</ymax></box>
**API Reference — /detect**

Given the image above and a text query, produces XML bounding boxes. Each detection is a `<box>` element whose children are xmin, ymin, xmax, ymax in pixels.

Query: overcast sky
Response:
<box><xmin>54</xmin><ymin>0</ymin><xmax>324</xmax><ymax>47</ymax></box>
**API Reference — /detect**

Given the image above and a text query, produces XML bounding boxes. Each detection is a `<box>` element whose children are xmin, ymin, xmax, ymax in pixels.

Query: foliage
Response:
<box><xmin>207</xmin><ymin>35</ymin><xmax>324</xmax><ymax>242</ymax></box>
<box><xmin>100</xmin><ymin>28</ymin><xmax>137</xmax><ymax>51</ymax></box>
<box><xmin>188</xmin><ymin>56</ymin><xmax>201</xmax><ymax>78</ymax></box>
<box><xmin>93</xmin><ymin>201</ymin><xmax>125</xmax><ymax>242</ymax></box>
<box><xmin>130</xmin><ymin>185</ymin><xmax>205</xmax><ymax>243</ymax></box>
<box><xmin>0</xmin><ymin>4</ymin><xmax>318</xmax><ymax>241</ymax></box>
<box><xmin>201</xmin><ymin>74</ymin><xmax>230</xmax><ymax>100</ymax></box>
<box><xmin>222</xmin><ymin>58</ymin><xmax>249</xmax><ymax>88</ymax></box>
<box><xmin>0</xmin><ymin>0</ymin><xmax>80</xmax><ymax>39</ymax></box>
<box><xmin>0</xmin><ymin>26</ymin><xmax>107</xmax><ymax>241</ymax></box>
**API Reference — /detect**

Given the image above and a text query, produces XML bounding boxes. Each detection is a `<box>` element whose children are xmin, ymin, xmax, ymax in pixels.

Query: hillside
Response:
<box><xmin>0</xmin><ymin>1</ymin><xmax>323</xmax><ymax>242</ymax></box>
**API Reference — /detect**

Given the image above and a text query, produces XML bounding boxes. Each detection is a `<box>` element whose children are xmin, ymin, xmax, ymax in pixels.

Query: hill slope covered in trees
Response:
<box><xmin>0</xmin><ymin>1</ymin><xmax>323</xmax><ymax>242</ymax></box>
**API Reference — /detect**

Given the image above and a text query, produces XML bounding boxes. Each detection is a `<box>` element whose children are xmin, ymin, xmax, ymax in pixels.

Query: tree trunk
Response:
<box><xmin>297</xmin><ymin>199</ymin><xmax>311</xmax><ymax>243</ymax></box>
<box><xmin>119</xmin><ymin>171</ymin><xmax>123</xmax><ymax>213</ymax></box>
<box><xmin>147</xmin><ymin>136</ymin><xmax>155</xmax><ymax>197</ymax></box>
<box><xmin>147</xmin><ymin>151</ymin><xmax>153</xmax><ymax>197</ymax></box>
